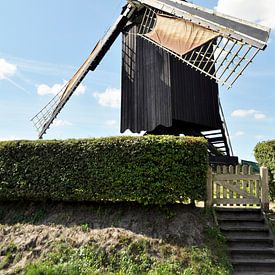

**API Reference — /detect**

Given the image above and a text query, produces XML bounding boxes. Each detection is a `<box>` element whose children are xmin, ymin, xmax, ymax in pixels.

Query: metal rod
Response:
<box><xmin>139</xmin><ymin>7</ymin><xmax>147</xmax><ymax>34</ymax></box>
<box><xmin>197</xmin><ymin>40</ymin><xmax>214</xmax><ymax>69</ymax></box>
<box><xmin>140</xmin><ymin>10</ymin><xmax>149</xmax><ymax>33</ymax></box>
<box><xmin>218</xmin><ymin>43</ymin><xmax>244</xmax><ymax>80</ymax></box>
<box><xmin>143</xmin><ymin>9</ymin><xmax>153</xmax><ymax>34</ymax></box>
<box><xmin>144</xmin><ymin>9</ymin><xmax>152</xmax><ymax>33</ymax></box>
<box><xmin>148</xmin><ymin>10</ymin><xmax>155</xmax><ymax>32</ymax></box>
<box><xmin>148</xmin><ymin>10</ymin><xmax>156</xmax><ymax>32</ymax></box>
<box><xmin>192</xmin><ymin>44</ymin><xmax>205</xmax><ymax>65</ymax></box>
<box><xmin>229</xmin><ymin>47</ymin><xmax>260</xmax><ymax>87</ymax></box>
<box><xmin>202</xmin><ymin>37</ymin><xmax>222</xmax><ymax>71</ymax></box>
<box><xmin>189</xmin><ymin>48</ymin><xmax>215</xmax><ymax>63</ymax></box>
<box><xmin>207</xmin><ymin>38</ymin><xmax>230</xmax><ymax>75</ymax></box>
<box><xmin>214</xmin><ymin>40</ymin><xmax>237</xmax><ymax>76</ymax></box>
<box><xmin>223</xmin><ymin>45</ymin><xmax>252</xmax><ymax>83</ymax></box>
<box><xmin>187</xmin><ymin>47</ymin><xmax>196</xmax><ymax>63</ymax></box>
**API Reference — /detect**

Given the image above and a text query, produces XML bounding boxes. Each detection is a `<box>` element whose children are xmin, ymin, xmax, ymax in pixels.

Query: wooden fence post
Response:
<box><xmin>206</xmin><ymin>167</ymin><xmax>213</xmax><ymax>208</ymax></box>
<box><xmin>260</xmin><ymin>167</ymin><xmax>269</xmax><ymax>211</ymax></box>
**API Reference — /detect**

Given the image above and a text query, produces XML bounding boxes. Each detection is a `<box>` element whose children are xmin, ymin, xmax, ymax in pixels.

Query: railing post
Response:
<box><xmin>260</xmin><ymin>167</ymin><xmax>269</xmax><ymax>211</ymax></box>
<box><xmin>206</xmin><ymin>167</ymin><xmax>213</xmax><ymax>208</ymax></box>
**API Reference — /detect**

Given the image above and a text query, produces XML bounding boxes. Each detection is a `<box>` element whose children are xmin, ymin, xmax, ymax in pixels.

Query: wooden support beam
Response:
<box><xmin>206</xmin><ymin>167</ymin><xmax>213</xmax><ymax>208</ymax></box>
<box><xmin>260</xmin><ymin>167</ymin><xmax>269</xmax><ymax>211</ymax></box>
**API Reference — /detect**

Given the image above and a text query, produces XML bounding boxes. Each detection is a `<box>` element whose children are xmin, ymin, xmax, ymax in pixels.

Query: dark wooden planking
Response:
<box><xmin>121</xmin><ymin>24</ymin><xmax>172</xmax><ymax>133</ymax></box>
<box><xmin>170</xmin><ymin>53</ymin><xmax>221</xmax><ymax>130</ymax></box>
<box><xmin>121</xmin><ymin>22</ymin><xmax>222</xmax><ymax>134</ymax></box>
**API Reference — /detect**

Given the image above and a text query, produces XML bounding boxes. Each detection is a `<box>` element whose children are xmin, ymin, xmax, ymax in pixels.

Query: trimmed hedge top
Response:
<box><xmin>0</xmin><ymin>136</ymin><xmax>208</xmax><ymax>205</ymax></box>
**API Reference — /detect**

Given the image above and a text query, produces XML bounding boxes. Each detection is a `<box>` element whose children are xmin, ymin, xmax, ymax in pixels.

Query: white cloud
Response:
<box><xmin>74</xmin><ymin>83</ymin><xmax>86</xmax><ymax>96</ymax></box>
<box><xmin>52</xmin><ymin>119</ymin><xmax>72</xmax><ymax>127</ymax></box>
<box><xmin>231</xmin><ymin>109</ymin><xmax>266</xmax><ymax>120</ymax></box>
<box><xmin>37</xmin><ymin>83</ymin><xmax>63</xmax><ymax>96</ymax></box>
<box><xmin>216</xmin><ymin>0</ymin><xmax>275</xmax><ymax>28</ymax></box>
<box><xmin>37</xmin><ymin>80</ymin><xmax>86</xmax><ymax>96</ymax></box>
<box><xmin>231</xmin><ymin>109</ymin><xmax>257</xmax><ymax>118</ymax></box>
<box><xmin>254</xmin><ymin>113</ymin><xmax>267</xmax><ymax>120</ymax></box>
<box><xmin>0</xmin><ymin>58</ymin><xmax>17</xmax><ymax>80</ymax></box>
<box><xmin>93</xmin><ymin>88</ymin><xmax>120</xmax><ymax>109</ymax></box>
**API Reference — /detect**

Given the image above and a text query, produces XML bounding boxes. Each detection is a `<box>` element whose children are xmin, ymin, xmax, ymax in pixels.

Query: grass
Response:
<box><xmin>80</xmin><ymin>223</ymin><xmax>89</xmax><ymax>232</ymax></box>
<box><xmin>0</xmin><ymin>203</ymin><xmax>233</xmax><ymax>274</ymax></box>
<box><xmin>23</xmin><ymin>224</ymin><xmax>232</xmax><ymax>275</ymax></box>
<box><xmin>0</xmin><ymin>242</ymin><xmax>17</xmax><ymax>270</ymax></box>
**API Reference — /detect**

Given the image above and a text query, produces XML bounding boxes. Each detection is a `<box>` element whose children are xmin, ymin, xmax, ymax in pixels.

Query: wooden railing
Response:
<box><xmin>206</xmin><ymin>165</ymin><xmax>269</xmax><ymax>211</ymax></box>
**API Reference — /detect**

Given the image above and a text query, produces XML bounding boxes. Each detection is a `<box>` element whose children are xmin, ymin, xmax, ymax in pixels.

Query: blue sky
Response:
<box><xmin>0</xmin><ymin>0</ymin><xmax>274</xmax><ymax>161</ymax></box>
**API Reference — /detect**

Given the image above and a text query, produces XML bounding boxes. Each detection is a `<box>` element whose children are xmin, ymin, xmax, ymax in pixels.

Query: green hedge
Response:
<box><xmin>254</xmin><ymin>140</ymin><xmax>275</xmax><ymax>199</ymax></box>
<box><xmin>0</xmin><ymin>136</ymin><xmax>208</xmax><ymax>205</ymax></box>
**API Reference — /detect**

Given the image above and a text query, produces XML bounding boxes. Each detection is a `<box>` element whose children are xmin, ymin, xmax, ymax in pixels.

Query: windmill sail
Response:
<box><xmin>145</xmin><ymin>14</ymin><xmax>219</xmax><ymax>56</ymax></box>
<box><xmin>135</xmin><ymin>0</ymin><xmax>270</xmax><ymax>87</ymax></box>
<box><xmin>31</xmin><ymin>4</ymin><xmax>136</xmax><ymax>139</ymax></box>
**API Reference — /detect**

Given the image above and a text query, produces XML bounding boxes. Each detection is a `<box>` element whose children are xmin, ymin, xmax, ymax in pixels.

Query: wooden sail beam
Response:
<box><xmin>31</xmin><ymin>4</ymin><xmax>137</xmax><ymax>139</ymax></box>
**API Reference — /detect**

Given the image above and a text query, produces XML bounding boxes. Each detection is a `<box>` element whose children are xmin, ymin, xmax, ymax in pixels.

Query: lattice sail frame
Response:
<box><xmin>31</xmin><ymin>84</ymin><xmax>68</xmax><ymax>133</ymax></box>
<box><xmin>138</xmin><ymin>7</ymin><xmax>261</xmax><ymax>88</ymax></box>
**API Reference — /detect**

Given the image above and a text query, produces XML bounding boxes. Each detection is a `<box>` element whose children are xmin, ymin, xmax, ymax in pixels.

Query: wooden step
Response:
<box><xmin>232</xmin><ymin>259</ymin><xmax>275</xmax><ymax>272</ymax></box>
<box><xmin>228</xmin><ymin>239</ymin><xmax>273</xmax><ymax>249</ymax></box>
<box><xmin>221</xmin><ymin>226</ymin><xmax>269</xmax><ymax>232</ymax></box>
<box><xmin>229</xmin><ymin>248</ymin><xmax>275</xmax><ymax>260</ymax></box>
<box><xmin>227</xmin><ymin>236</ymin><xmax>273</xmax><ymax>242</ymax></box>
<box><xmin>215</xmin><ymin>206</ymin><xmax>274</xmax><ymax>273</ymax></box>
<box><xmin>219</xmin><ymin>220</ymin><xmax>266</xmax><ymax>228</ymax></box>
<box><xmin>223</xmin><ymin>230</ymin><xmax>270</xmax><ymax>239</ymax></box>
<box><xmin>215</xmin><ymin>208</ymin><xmax>261</xmax><ymax>213</ymax></box>
<box><xmin>217</xmin><ymin>216</ymin><xmax>264</xmax><ymax>222</ymax></box>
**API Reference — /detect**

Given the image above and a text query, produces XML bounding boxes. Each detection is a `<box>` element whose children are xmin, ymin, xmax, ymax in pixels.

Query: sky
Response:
<box><xmin>0</xmin><ymin>0</ymin><xmax>274</xmax><ymax>161</ymax></box>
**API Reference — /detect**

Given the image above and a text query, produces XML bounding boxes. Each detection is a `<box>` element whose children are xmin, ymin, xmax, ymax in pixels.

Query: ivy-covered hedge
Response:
<box><xmin>0</xmin><ymin>136</ymin><xmax>208</xmax><ymax>205</ymax></box>
<box><xmin>254</xmin><ymin>140</ymin><xmax>275</xmax><ymax>199</ymax></box>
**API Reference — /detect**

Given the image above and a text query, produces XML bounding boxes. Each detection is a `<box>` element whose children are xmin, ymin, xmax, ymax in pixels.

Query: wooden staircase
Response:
<box><xmin>201</xmin><ymin>128</ymin><xmax>232</xmax><ymax>158</ymax></box>
<box><xmin>216</xmin><ymin>208</ymin><xmax>275</xmax><ymax>274</ymax></box>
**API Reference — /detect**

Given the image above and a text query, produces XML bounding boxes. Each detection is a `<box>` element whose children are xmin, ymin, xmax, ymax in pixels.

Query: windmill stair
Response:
<box><xmin>215</xmin><ymin>208</ymin><xmax>275</xmax><ymax>274</ymax></box>
<box><xmin>202</xmin><ymin>129</ymin><xmax>230</xmax><ymax>156</ymax></box>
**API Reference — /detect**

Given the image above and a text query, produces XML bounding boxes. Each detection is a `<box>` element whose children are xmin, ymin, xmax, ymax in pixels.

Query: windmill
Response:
<box><xmin>31</xmin><ymin>0</ymin><xmax>270</xmax><ymax>164</ymax></box>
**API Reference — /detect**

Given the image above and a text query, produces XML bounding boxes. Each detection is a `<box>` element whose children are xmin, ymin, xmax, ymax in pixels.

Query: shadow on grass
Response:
<box><xmin>0</xmin><ymin>201</ymin><xmax>233</xmax><ymax>274</ymax></box>
<box><xmin>0</xmin><ymin>201</ymin><xmax>206</xmax><ymax>247</ymax></box>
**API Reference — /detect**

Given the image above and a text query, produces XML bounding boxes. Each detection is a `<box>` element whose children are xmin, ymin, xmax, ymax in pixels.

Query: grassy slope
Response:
<box><xmin>0</xmin><ymin>202</ymin><xmax>232</xmax><ymax>274</ymax></box>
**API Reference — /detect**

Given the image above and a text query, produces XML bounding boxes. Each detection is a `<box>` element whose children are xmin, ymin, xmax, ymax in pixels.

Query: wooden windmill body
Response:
<box><xmin>32</xmin><ymin>0</ymin><xmax>270</xmax><ymax>164</ymax></box>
